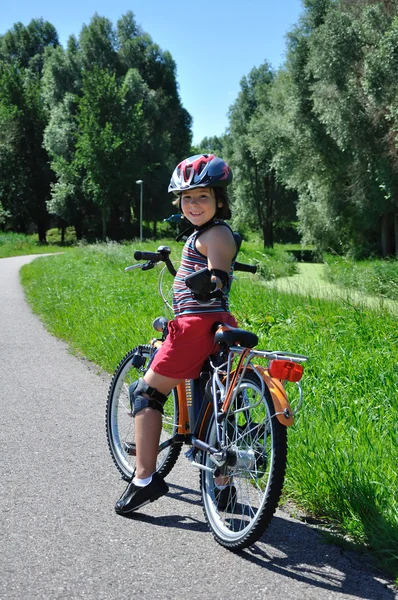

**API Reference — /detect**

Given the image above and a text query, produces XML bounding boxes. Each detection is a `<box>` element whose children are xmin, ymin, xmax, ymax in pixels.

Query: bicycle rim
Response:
<box><xmin>106</xmin><ymin>346</ymin><xmax>181</xmax><ymax>480</ymax></box>
<box><xmin>200</xmin><ymin>371</ymin><xmax>287</xmax><ymax>550</ymax></box>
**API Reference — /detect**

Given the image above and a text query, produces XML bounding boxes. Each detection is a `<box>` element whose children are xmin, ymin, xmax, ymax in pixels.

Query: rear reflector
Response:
<box><xmin>269</xmin><ymin>359</ymin><xmax>304</xmax><ymax>382</ymax></box>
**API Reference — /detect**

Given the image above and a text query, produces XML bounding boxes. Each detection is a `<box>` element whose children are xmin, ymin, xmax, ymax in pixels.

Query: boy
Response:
<box><xmin>115</xmin><ymin>154</ymin><xmax>237</xmax><ymax>514</ymax></box>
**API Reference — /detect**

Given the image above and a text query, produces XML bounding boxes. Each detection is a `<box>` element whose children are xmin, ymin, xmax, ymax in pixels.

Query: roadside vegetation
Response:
<box><xmin>0</xmin><ymin>231</ymin><xmax>69</xmax><ymax>258</ymax></box>
<box><xmin>0</xmin><ymin>228</ymin><xmax>79</xmax><ymax>258</ymax></box>
<box><xmin>323</xmin><ymin>255</ymin><xmax>398</xmax><ymax>302</ymax></box>
<box><xmin>19</xmin><ymin>243</ymin><xmax>398</xmax><ymax>580</ymax></box>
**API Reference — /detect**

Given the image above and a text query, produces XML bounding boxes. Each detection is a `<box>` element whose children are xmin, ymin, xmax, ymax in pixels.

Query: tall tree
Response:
<box><xmin>0</xmin><ymin>19</ymin><xmax>59</xmax><ymax>240</ymax></box>
<box><xmin>273</xmin><ymin>0</ymin><xmax>398</xmax><ymax>256</ymax></box>
<box><xmin>191</xmin><ymin>135</ymin><xmax>226</xmax><ymax>156</ymax></box>
<box><xmin>227</xmin><ymin>62</ymin><xmax>296</xmax><ymax>247</ymax></box>
<box><xmin>43</xmin><ymin>11</ymin><xmax>192</xmax><ymax>240</ymax></box>
<box><xmin>75</xmin><ymin>66</ymin><xmax>144</xmax><ymax>239</ymax></box>
<box><xmin>116</xmin><ymin>12</ymin><xmax>192</xmax><ymax>232</ymax></box>
<box><xmin>42</xmin><ymin>41</ymin><xmax>86</xmax><ymax>239</ymax></box>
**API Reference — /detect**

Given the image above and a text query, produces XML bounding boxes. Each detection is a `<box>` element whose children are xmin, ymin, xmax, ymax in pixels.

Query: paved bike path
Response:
<box><xmin>1</xmin><ymin>254</ymin><xmax>396</xmax><ymax>600</ymax></box>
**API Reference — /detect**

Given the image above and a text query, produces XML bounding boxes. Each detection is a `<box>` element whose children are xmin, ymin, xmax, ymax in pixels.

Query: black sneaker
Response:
<box><xmin>115</xmin><ymin>472</ymin><xmax>169</xmax><ymax>515</ymax></box>
<box><xmin>215</xmin><ymin>485</ymin><xmax>237</xmax><ymax>512</ymax></box>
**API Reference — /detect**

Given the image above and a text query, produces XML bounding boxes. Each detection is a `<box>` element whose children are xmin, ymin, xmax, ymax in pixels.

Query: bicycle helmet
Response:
<box><xmin>168</xmin><ymin>154</ymin><xmax>232</xmax><ymax>194</ymax></box>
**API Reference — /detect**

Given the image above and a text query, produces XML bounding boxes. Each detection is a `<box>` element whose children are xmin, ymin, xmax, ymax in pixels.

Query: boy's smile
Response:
<box><xmin>181</xmin><ymin>187</ymin><xmax>222</xmax><ymax>226</ymax></box>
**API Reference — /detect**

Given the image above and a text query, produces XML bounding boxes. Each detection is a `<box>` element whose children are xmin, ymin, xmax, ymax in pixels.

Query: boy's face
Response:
<box><xmin>180</xmin><ymin>187</ymin><xmax>223</xmax><ymax>226</ymax></box>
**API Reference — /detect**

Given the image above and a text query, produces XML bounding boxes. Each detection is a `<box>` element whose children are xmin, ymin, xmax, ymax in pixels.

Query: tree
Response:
<box><xmin>226</xmin><ymin>62</ymin><xmax>297</xmax><ymax>247</ymax></box>
<box><xmin>191</xmin><ymin>135</ymin><xmax>226</xmax><ymax>157</ymax></box>
<box><xmin>364</xmin><ymin>5</ymin><xmax>398</xmax><ymax>254</ymax></box>
<box><xmin>272</xmin><ymin>0</ymin><xmax>398</xmax><ymax>256</ymax></box>
<box><xmin>75</xmin><ymin>66</ymin><xmax>144</xmax><ymax>239</ymax></box>
<box><xmin>117</xmin><ymin>12</ymin><xmax>192</xmax><ymax>232</ymax></box>
<box><xmin>0</xmin><ymin>19</ymin><xmax>59</xmax><ymax>241</ymax></box>
<box><xmin>0</xmin><ymin>18</ymin><xmax>58</xmax><ymax>72</ymax></box>
<box><xmin>43</xmin><ymin>11</ymin><xmax>192</xmax><ymax>240</ymax></box>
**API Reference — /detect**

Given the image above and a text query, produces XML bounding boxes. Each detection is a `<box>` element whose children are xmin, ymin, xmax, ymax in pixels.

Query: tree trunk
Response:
<box><xmin>153</xmin><ymin>220</ymin><xmax>157</xmax><ymax>239</ymax></box>
<box><xmin>102</xmin><ymin>208</ymin><xmax>107</xmax><ymax>241</ymax></box>
<box><xmin>74</xmin><ymin>219</ymin><xmax>83</xmax><ymax>240</ymax></box>
<box><xmin>380</xmin><ymin>212</ymin><xmax>394</xmax><ymax>257</ymax></box>
<box><xmin>395</xmin><ymin>213</ymin><xmax>398</xmax><ymax>256</ymax></box>
<box><xmin>37</xmin><ymin>219</ymin><xmax>47</xmax><ymax>244</ymax></box>
<box><xmin>15</xmin><ymin>216</ymin><xmax>27</xmax><ymax>234</ymax></box>
<box><xmin>262</xmin><ymin>173</ymin><xmax>274</xmax><ymax>249</ymax></box>
<box><xmin>108</xmin><ymin>206</ymin><xmax>122</xmax><ymax>241</ymax></box>
<box><xmin>253</xmin><ymin>164</ymin><xmax>267</xmax><ymax>246</ymax></box>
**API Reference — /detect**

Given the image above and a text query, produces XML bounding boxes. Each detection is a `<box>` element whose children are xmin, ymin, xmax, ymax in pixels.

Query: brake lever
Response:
<box><xmin>125</xmin><ymin>264</ymin><xmax>145</xmax><ymax>272</ymax></box>
<box><xmin>125</xmin><ymin>261</ymin><xmax>156</xmax><ymax>272</ymax></box>
<box><xmin>142</xmin><ymin>261</ymin><xmax>155</xmax><ymax>271</ymax></box>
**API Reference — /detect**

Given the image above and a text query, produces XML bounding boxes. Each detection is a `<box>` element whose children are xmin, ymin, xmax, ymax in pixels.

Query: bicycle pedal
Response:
<box><xmin>123</xmin><ymin>442</ymin><xmax>137</xmax><ymax>456</ymax></box>
<box><xmin>185</xmin><ymin>447</ymin><xmax>196</xmax><ymax>461</ymax></box>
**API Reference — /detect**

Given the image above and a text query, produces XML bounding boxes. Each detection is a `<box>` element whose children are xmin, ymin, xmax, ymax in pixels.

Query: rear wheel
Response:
<box><xmin>200</xmin><ymin>371</ymin><xmax>287</xmax><ymax>550</ymax></box>
<box><xmin>106</xmin><ymin>345</ymin><xmax>182</xmax><ymax>480</ymax></box>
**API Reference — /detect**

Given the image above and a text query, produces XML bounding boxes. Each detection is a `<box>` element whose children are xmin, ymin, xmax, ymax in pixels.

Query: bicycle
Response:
<box><xmin>106</xmin><ymin>245</ymin><xmax>308</xmax><ymax>550</ymax></box>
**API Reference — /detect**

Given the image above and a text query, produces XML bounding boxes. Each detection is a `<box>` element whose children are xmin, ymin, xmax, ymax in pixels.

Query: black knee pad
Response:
<box><xmin>129</xmin><ymin>378</ymin><xmax>168</xmax><ymax>417</ymax></box>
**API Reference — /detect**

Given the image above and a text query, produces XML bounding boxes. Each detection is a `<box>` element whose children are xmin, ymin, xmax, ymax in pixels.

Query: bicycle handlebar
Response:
<box><xmin>127</xmin><ymin>246</ymin><xmax>257</xmax><ymax>276</ymax></box>
<box><xmin>234</xmin><ymin>261</ymin><xmax>257</xmax><ymax>274</ymax></box>
<box><xmin>134</xmin><ymin>250</ymin><xmax>161</xmax><ymax>262</ymax></box>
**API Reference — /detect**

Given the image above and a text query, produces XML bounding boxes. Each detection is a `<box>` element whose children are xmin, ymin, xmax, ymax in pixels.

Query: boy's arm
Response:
<box><xmin>197</xmin><ymin>227</ymin><xmax>236</xmax><ymax>290</ymax></box>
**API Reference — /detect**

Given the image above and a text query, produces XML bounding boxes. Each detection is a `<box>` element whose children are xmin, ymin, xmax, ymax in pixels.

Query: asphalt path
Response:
<box><xmin>1</xmin><ymin>254</ymin><xmax>397</xmax><ymax>600</ymax></box>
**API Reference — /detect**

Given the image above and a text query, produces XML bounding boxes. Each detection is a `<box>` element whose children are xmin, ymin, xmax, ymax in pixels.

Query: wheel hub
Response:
<box><xmin>227</xmin><ymin>446</ymin><xmax>256</xmax><ymax>471</ymax></box>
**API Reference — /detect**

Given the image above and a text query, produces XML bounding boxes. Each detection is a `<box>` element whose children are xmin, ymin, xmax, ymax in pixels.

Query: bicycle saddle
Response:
<box><xmin>213</xmin><ymin>324</ymin><xmax>258</xmax><ymax>348</ymax></box>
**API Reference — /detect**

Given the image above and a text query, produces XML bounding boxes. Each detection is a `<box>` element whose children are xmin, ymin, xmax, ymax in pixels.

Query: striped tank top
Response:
<box><xmin>172</xmin><ymin>222</ymin><xmax>235</xmax><ymax>316</ymax></box>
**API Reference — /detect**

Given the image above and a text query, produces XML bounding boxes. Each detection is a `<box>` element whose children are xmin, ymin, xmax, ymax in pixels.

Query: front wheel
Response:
<box><xmin>200</xmin><ymin>371</ymin><xmax>287</xmax><ymax>550</ymax></box>
<box><xmin>106</xmin><ymin>345</ymin><xmax>182</xmax><ymax>480</ymax></box>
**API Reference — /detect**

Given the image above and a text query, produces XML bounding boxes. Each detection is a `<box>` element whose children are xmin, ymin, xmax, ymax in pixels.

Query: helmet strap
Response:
<box><xmin>175</xmin><ymin>217</ymin><xmax>217</xmax><ymax>242</ymax></box>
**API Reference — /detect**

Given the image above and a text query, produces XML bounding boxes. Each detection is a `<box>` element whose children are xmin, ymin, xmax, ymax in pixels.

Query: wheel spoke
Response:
<box><xmin>106</xmin><ymin>346</ymin><xmax>182</xmax><ymax>480</ymax></box>
<box><xmin>200</xmin><ymin>371</ymin><xmax>287</xmax><ymax>550</ymax></box>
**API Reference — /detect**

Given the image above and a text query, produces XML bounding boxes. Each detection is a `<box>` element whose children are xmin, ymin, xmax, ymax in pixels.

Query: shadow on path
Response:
<box><xmin>118</xmin><ymin>482</ymin><xmax>396</xmax><ymax>600</ymax></box>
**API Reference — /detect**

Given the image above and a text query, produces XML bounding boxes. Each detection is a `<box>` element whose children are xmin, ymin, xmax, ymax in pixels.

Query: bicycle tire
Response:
<box><xmin>200</xmin><ymin>370</ymin><xmax>287</xmax><ymax>550</ymax></box>
<box><xmin>106</xmin><ymin>345</ymin><xmax>182</xmax><ymax>481</ymax></box>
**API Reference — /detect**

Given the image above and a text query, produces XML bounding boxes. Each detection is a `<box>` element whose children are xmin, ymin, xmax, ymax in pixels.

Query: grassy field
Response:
<box><xmin>0</xmin><ymin>231</ymin><xmax>70</xmax><ymax>258</ymax></box>
<box><xmin>324</xmin><ymin>254</ymin><xmax>398</xmax><ymax>302</ymax></box>
<box><xmin>16</xmin><ymin>240</ymin><xmax>398</xmax><ymax>580</ymax></box>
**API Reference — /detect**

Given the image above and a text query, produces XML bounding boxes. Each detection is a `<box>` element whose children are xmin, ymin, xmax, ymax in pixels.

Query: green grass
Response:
<box><xmin>20</xmin><ymin>242</ymin><xmax>398</xmax><ymax>580</ymax></box>
<box><xmin>0</xmin><ymin>231</ymin><xmax>70</xmax><ymax>258</ymax></box>
<box><xmin>0</xmin><ymin>230</ymin><xmax>297</xmax><ymax>281</ymax></box>
<box><xmin>236</xmin><ymin>283</ymin><xmax>397</xmax><ymax>576</ymax></box>
<box><xmin>237</xmin><ymin>242</ymin><xmax>298</xmax><ymax>280</ymax></box>
<box><xmin>324</xmin><ymin>255</ymin><xmax>398</xmax><ymax>302</ymax></box>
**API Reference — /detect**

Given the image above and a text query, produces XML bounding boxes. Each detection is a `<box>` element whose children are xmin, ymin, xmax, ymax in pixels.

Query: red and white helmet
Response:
<box><xmin>168</xmin><ymin>154</ymin><xmax>232</xmax><ymax>194</ymax></box>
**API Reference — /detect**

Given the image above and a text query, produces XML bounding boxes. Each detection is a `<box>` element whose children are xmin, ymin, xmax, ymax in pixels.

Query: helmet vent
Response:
<box><xmin>184</xmin><ymin>166</ymin><xmax>192</xmax><ymax>182</ymax></box>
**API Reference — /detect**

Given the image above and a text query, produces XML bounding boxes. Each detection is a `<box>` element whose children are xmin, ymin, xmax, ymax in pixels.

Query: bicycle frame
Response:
<box><xmin>147</xmin><ymin>327</ymin><xmax>307</xmax><ymax>469</ymax></box>
<box><xmin>127</xmin><ymin>245</ymin><xmax>308</xmax><ymax>470</ymax></box>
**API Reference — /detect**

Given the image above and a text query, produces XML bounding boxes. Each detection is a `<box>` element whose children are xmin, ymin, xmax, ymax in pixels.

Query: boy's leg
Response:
<box><xmin>134</xmin><ymin>369</ymin><xmax>182</xmax><ymax>479</ymax></box>
<box><xmin>114</xmin><ymin>369</ymin><xmax>182</xmax><ymax>515</ymax></box>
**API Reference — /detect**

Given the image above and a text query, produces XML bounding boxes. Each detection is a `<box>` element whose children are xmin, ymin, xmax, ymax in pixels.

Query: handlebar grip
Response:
<box><xmin>234</xmin><ymin>261</ymin><xmax>257</xmax><ymax>274</ymax></box>
<box><xmin>134</xmin><ymin>250</ymin><xmax>160</xmax><ymax>261</ymax></box>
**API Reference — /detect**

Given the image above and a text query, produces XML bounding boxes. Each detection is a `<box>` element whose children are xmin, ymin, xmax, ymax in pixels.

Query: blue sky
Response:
<box><xmin>1</xmin><ymin>0</ymin><xmax>304</xmax><ymax>144</ymax></box>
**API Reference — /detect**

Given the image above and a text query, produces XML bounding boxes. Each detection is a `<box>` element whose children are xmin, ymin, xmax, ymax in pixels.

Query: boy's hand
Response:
<box><xmin>185</xmin><ymin>267</ymin><xmax>217</xmax><ymax>295</ymax></box>
<box><xmin>194</xmin><ymin>264</ymin><xmax>220</xmax><ymax>289</ymax></box>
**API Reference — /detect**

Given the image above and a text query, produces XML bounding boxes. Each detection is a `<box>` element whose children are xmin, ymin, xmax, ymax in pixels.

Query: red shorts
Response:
<box><xmin>150</xmin><ymin>312</ymin><xmax>238</xmax><ymax>380</ymax></box>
